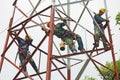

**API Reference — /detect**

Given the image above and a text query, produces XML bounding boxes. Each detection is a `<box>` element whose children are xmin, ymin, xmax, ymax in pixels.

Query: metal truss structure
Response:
<box><xmin>0</xmin><ymin>0</ymin><xmax>119</xmax><ymax>80</ymax></box>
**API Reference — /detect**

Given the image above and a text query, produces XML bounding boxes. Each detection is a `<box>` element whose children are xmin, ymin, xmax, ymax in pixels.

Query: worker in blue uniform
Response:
<box><xmin>46</xmin><ymin>19</ymin><xmax>85</xmax><ymax>52</ymax></box>
<box><xmin>93</xmin><ymin>8</ymin><xmax>109</xmax><ymax>50</ymax></box>
<box><xmin>11</xmin><ymin>32</ymin><xmax>38</xmax><ymax>73</ymax></box>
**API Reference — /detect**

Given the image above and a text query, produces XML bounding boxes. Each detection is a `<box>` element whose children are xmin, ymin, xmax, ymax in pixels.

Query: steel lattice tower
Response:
<box><xmin>0</xmin><ymin>0</ymin><xmax>119</xmax><ymax>80</ymax></box>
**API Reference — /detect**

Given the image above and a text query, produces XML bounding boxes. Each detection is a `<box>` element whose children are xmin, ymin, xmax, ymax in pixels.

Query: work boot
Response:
<box><xmin>36</xmin><ymin>69</ymin><xmax>39</xmax><ymax>73</ymax></box>
<box><xmin>80</xmin><ymin>48</ymin><xmax>85</xmax><ymax>52</ymax></box>
<box><xmin>104</xmin><ymin>46</ymin><xmax>110</xmax><ymax>51</ymax></box>
<box><xmin>19</xmin><ymin>63</ymin><xmax>22</xmax><ymax>68</ymax></box>
<box><xmin>103</xmin><ymin>43</ymin><xmax>110</xmax><ymax>51</ymax></box>
<box><xmin>24</xmin><ymin>70</ymin><xmax>28</xmax><ymax>74</ymax></box>
<box><xmin>71</xmin><ymin>46</ymin><xmax>77</xmax><ymax>53</ymax></box>
<box><xmin>93</xmin><ymin>42</ymin><xmax>99</xmax><ymax>47</ymax></box>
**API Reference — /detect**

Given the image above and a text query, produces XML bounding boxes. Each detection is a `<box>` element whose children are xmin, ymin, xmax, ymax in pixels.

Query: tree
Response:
<box><xmin>115</xmin><ymin>12</ymin><xmax>120</xmax><ymax>25</ymax></box>
<box><xmin>99</xmin><ymin>60</ymin><xmax>120</xmax><ymax>80</ymax></box>
<box><xmin>82</xmin><ymin>75</ymin><xmax>96</xmax><ymax>80</ymax></box>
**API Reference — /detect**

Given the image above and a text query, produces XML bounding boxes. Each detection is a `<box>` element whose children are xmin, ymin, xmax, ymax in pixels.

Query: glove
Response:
<box><xmin>61</xmin><ymin>18</ymin><xmax>66</xmax><ymax>23</ymax></box>
<box><xmin>61</xmin><ymin>18</ymin><xmax>64</xmax><ymax>21</ymax></box>
<box><xmin>106</xmin><ymin>19</ymin><xmax>109</xmax><ymax>22</ymax></box>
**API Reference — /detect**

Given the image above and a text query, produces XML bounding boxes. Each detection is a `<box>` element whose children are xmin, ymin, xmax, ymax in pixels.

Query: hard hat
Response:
<box><xmin>99</xmin><ymin>8</ymin><xmax>106</xmax><ymax>13</ymax></box>
<box><xmin>59</xmin><ymin>41</ymin><xmax>66</xmax><ymax>51</ymax></box>
<box><xmin>46</xmin><ymin>22</ymin><xmax>50</xmax><ymax>27</ymax></box>
<box><xmin>25</xmin><ymin>35</ymin><xmax>31</xmax><ymax>40</ymax></box>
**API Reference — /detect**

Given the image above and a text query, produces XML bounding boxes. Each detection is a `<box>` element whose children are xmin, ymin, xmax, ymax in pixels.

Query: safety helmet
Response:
<box><xmin>99</xmin><ymin>8</ymin><xmax>106</xmax><ymax>13</ymax></box>
<box><xmin>46</xmin><ymin>22</ymin><xmax>50</xmax><ymax>27</ymax></box>
<box><xmin>59</xmin><ymin>41</ymin><xmax>66</xmax><ymax>51</ymax></box>
<box><xmin>25</xmin><ymin>35</ymin><xmax>31</xmax><ymax>40</ymax></box>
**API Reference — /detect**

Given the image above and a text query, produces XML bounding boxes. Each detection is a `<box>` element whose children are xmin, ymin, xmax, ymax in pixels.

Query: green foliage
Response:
<box><xmin>115</xmin><ymin>12</ymin><xmax>120</xmax><ymax>25</ymax></box>
<box><xmin>82</xmin><ymin>75</ymin><xmax>96</xmax><ymax>80</ymax></box>
<box><xmin>99</xmin><ymin>60</ymin><xmax>120</xmax><ymax>80</ymax></box>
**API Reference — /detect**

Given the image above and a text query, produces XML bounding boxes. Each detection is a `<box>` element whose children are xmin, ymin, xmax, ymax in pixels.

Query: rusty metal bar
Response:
<box><xmin>52</xmin><ymin>48</ymin><xmax>105</xmax><ymax>59</ymax></box>
<box><xmin>46</xmin><ymin>0</ymin><xmax>55</xmax><ymax>80</ymax></box>
<box><xmin>104</xmin><ymin>0</ymin><xmax>119</xmax><ymax>80</ymax></box>
<box><xmin>52</xmin><ymin>61</ymin><xmax>67</xmax><ymax>80</ymax></box>
<box><xmin>9</xmin><ymin>5</ymin><xmax>52</xmax><ymax>31</ymax></box>
<box><xmin>86</xmin><ymin>53</ymin><xmax>107</xmax><ymax>80</ymax></box>
<box><xmin>4</xmin><ymin>57</ymin><xmax>33</xmax><ymax>80</ymax></box>
<box><xmin>0</xmin><ymin>6</ymin><xmax>16</xmax><ymax>72</ymax></box>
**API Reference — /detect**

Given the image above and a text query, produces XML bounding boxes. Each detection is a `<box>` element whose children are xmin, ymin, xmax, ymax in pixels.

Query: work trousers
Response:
<box><xmin>94</xmin><ymin>26</ymin><xmax>108</xmax><ymax>48</ymax></box>
<box><xmin>19</xmin><ymin>51</ymin><xmax>37</xmax><ymax>73</ymax></box>
<box><xmin>63</xmin><ymin>34</ymin><xmax>84</xmax><ymax>52</ymax></box>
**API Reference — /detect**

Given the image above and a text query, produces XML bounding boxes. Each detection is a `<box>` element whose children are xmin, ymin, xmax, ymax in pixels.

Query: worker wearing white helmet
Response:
<box><xmin>93</xmin><ymin>8</ymin><xmax>109</xmax><ymax>51</ymax></box>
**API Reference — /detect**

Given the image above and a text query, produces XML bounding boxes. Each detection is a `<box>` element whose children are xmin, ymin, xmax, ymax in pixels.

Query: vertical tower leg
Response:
<box><xmin>46</xmin><ymin>0</ymin><xmax>55</xmax><ymax>80</ymax></box>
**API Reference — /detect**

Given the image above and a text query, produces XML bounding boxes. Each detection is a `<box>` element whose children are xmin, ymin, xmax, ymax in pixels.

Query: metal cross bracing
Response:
<box><xmin>0</xmin><ymin>0</ymin><xmax>119</xmax><ymax>80</ymax></box>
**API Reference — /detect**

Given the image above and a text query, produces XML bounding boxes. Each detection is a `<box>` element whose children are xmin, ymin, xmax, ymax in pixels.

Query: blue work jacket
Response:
<box><xmin>17</xmin><ymin>37</ymin><xmax>33</xmax><ymax>54</ymax></box>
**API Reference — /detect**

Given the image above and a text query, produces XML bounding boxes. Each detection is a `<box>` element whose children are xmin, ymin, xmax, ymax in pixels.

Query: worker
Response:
<box><xmin>11</xmin><ymin>32</ymin><xmax>38</xmax><ymax>73</ymax></box>
<box><xmin>93</xmin><ymin>8</ymin><xmax>109</xmax><ymax>50</ymax></box>
<box><xmin>46</xmin><ymin>19</ymin><xmax>85</xmax><ymax>52</ymax></box>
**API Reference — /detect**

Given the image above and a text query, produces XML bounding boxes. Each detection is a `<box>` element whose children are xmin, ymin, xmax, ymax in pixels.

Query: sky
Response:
<box><xmin>0</xmin><ymin>0</ymin><xmax>120</xmax><ymax>80</ymax></box>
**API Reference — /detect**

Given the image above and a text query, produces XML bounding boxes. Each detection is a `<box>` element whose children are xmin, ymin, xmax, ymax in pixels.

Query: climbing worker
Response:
<box><xmin>11</xmin><ymin>32</ymin><xmax>38</xmax><ymax>73</ymax></box>
<box><xmin>93</xmin><ymin>8</ymin><xmax>109</xmax><ymax>50</ymax></box>
<box><xmin>46</xmin><ymin>19</ymin><xmax>85</xmax><ymax>52</ymax></box>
